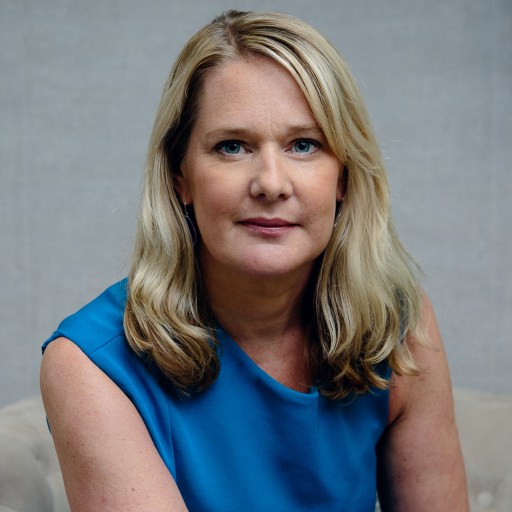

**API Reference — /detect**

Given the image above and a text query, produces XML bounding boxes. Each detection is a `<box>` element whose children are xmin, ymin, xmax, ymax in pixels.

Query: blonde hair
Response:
<box><xmin>124</xmin><ymin>10</ymin><xmax>423</xmax><ymax>399</ymax></box>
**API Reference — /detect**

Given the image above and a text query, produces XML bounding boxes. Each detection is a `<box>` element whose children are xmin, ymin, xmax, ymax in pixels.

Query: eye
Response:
<box><xmin>291</xmin><ymin>139</ymin><xmax>320</xmax><ymax>154</ymax></box>
<box><xmin>216</xmin><ymin>141</ymin><xmax>243</xmax><ymax>155</ymax></box>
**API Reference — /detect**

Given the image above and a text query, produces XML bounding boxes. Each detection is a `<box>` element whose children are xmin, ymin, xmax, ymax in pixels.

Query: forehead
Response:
<box><xmin>192</xmin><ymin>55</ymin><xmax>319</xmax><ymax>131</ymax></box>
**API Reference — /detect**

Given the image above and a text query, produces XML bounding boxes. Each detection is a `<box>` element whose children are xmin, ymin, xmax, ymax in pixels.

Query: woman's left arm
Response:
<box><xmin>377</xmin><ymin>295</ymin><xmax>469</xmax><ymax>511</ymax></box>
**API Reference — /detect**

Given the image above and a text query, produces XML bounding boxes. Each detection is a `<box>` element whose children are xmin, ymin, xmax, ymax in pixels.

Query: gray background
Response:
<box><xmin>1</xmin><ymin>0</ymin><xmax>510</xmax><ymax>408</ymax></box>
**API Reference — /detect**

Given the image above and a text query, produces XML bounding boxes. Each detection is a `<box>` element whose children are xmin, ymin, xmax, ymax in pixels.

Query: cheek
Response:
<box><xmin>191</xmin><ymin>173</ymin><xmax>226</xmax><ymax>210</ymax></box>
<box><xmin>302</xmin><ymin>182</ymin><xmax>339</xmax><ymax>245</ymax></box>
<box><xmin>302</xmin><ymin>161</ymin><xmax>341</xmax><ymax>211</ymax></box>
<box><xmin>306</xmin><ymin>181</ymin><xmax>339</xmax><ymax>216</ymax></box>
<box><xmin>192</xmin><ymin>181</ymin><xmax>237</xmax><ymax>234</ymax></box>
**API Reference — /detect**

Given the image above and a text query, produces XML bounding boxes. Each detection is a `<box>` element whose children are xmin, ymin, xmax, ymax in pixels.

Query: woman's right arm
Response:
<box><xmin>40</xmin><ymin>337</ymin><xmax>189</xmax><ymax>512</ymax></box>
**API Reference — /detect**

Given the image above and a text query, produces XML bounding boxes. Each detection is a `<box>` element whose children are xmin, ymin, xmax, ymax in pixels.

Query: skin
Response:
<box><xmin>380</xmin><ymin>296</ymin><xmax>469</xmax><ymax>511</ymax></box>
<box><xmin>178</xmin><ymin>56</ymin><xmax>343</xmax><ymax>282</ymax></box>
<box><xmin>176</xmin><ymin>55</ymin><xmax>342</xmax><ymax>388</ymax></box>
<box><xmin>41</xmin><ymin>55</ymin><xmax>468</xmax><ymax>510</ymax></box>
<box><xmin>41</xmin><ymin>339</ymin><xmax>189</xmax><ymax>512</ymax></box>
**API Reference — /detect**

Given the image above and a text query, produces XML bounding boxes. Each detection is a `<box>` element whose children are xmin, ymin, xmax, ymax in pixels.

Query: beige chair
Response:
<box><xmin>0</xmin><ymin>398</ymin><xmax>69</xmax><ymax>512</ymax></box>
<box><xmin>454</xmin><ymin>389</ymin><xmax>512</xmax><ymax>511</ymax></box>
<box><xmin>0</xmin><ymin>390</ymin><xmax>510</xmax><ymax>511</ymax></box>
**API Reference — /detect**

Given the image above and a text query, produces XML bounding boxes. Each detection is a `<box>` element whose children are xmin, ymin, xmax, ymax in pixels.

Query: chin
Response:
<box><xmin>237</xmin><ymin>256</ymin><xmax>316</xmax><ymax>280</ymax></box>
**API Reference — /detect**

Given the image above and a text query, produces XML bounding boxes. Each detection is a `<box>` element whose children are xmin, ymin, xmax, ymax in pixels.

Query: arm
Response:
<box><xmin>40</xmin><ymin>337</ymin><xmax>189</xmax><ymax>512</ymax></box>
<box><xmin>377</xmin><ymin>295</ymin><xmax>469</xmax><ymax>511</ymax></box>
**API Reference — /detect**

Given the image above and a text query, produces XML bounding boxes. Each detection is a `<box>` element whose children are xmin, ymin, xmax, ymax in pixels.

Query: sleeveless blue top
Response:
<box><xmin>43</xmin><ymin>280</ymin><xmax>389</xmax><ymax>511</ymax></box>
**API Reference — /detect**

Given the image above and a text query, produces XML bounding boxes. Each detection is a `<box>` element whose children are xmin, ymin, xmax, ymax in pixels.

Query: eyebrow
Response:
<box><xmin>204</xmin><ymin>124</ymin><xmax>325</xmax><ymax>141</ymax></box>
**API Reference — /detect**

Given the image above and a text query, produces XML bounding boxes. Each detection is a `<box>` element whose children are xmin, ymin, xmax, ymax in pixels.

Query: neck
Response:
<box><xmin>202</xmin><ymin>263</ymin><xmax>313</xmax><ymax>341</ymax></box>
<box><xmin>200</xmin><ymin>257</ymin><xmax>316</xmax><ymax>392</ymax></box>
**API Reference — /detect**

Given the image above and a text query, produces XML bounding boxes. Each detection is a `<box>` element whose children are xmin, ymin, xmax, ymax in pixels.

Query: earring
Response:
<box><xmin>183</xmin><ymin>201</ymin><xmax>197</xmax><ymax>246</ymax></box>
<box><xmin>334</xmin><ymin>200</ymin><xmax>343</xmax><ymax>228</ymax></box>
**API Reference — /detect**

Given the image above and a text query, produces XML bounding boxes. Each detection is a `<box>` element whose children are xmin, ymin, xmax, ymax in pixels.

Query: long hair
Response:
<box><xmin>124</xmin><ymin>10</ymin><xmax>423</xmax><ymax>399</ymax></box>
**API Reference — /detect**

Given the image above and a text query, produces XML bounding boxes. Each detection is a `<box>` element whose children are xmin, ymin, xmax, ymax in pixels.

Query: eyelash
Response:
<box><xmin>290</xmin><ymin>139</ymin><xmax>320</xmax><ymax>154</ymax></box>
<box><xmin>215</xmin><ymin>141</ymin><xmax>245</xmax><ymax>155</ymax></box>
<box><xmin>214</xmin><ymin>139</ymin><xmax>321</xmax><ymax>156</ymax></box>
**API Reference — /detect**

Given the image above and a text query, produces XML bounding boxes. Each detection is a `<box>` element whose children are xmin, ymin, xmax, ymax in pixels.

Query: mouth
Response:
<box><xmin>238</xmin><ymin>217</ymin><xmax>297</xmax><ymax>237</ymax></box>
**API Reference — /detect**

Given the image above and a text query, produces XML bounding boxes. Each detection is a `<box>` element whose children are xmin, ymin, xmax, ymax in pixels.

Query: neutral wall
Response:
<box><xmin>1</xmin><ymin>0</ymin><xmax>511</xmax><ymax>407</ymax></box>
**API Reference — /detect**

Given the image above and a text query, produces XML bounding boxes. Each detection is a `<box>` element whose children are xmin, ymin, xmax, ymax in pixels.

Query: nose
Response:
<box><xmin>249</xmin><ymin>146</ymin><xmax>293</xmax><ymax>200</ymax></box>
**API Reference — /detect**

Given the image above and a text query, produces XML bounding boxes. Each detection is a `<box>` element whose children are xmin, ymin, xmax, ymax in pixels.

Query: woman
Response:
<box><xmin>41</xmin><ymin>10</ymin><xmax>468</xmax><ymax>511</ymax></box>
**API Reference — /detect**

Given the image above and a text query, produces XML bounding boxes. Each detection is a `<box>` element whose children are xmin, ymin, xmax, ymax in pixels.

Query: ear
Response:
<box><xmin>336</xmin><ymin>165</ymin><xmax>346</xmax><ymax>202</ymax></box>
<box><xmin>174</xmin><ymin>169</ymin><xmax>192</xmax><ymax>205</ymax></box>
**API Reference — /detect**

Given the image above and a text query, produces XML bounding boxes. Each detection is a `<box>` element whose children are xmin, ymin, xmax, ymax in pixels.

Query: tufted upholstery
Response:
<box><xmin>0</xmin><ymin>399</ymin><xmax>69</xmax><ymax>512</ymax></box>
<box><xmin>0</xmin><ymin>390</ymin><xmax>510</xmax><ymax>511</ymax></box>
<box><xmin>453</xmin><ymin>389</ymin><xmax>512</xmax><ymax>511</ymax></box>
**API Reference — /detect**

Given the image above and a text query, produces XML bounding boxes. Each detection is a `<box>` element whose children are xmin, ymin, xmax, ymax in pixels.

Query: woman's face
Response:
<box><xmin>177</xmin><ymin>54</ymin><xmax>343</xmax><ymax>283</ymax></box>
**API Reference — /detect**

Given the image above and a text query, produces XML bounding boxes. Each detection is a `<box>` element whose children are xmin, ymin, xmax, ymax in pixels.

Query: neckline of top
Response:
<box><xmin>214</xmin><ymin>326</ymin><xmax>319</xmax><ymax>399</ymax></box>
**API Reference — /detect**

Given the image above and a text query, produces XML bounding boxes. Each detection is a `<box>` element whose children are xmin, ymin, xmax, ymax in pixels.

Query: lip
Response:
<box><xmin>238</xmin><ymin>217</ymin><xmax>297</xmax><ymax>237</ymax></box>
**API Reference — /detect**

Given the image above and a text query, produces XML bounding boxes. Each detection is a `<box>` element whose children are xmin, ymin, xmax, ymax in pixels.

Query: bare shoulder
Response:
<box><xmin>378</xmin><ymin>294</ymin><xmax>469</xmax><ymax>511</ymax></box>
<box><xmin>387</xmin><ymin>293</ymin><xmax>451</xmax><ymax>423</ymax></box>
<box><xmin>40</xmin><ymin>337</ymin><xmax>188</xmax><ymax>512</ymax></box>
<box><xmin>41</xmin><ymin>336</ymin><xmax>108</xmax><ymax>405</ymax></box>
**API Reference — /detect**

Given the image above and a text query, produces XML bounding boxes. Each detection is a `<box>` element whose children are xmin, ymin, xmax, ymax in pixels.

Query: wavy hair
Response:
<box><xmin>124</xmin><ymin>10</ymin><xmax>423</xmax><ymax>399</ymax></box>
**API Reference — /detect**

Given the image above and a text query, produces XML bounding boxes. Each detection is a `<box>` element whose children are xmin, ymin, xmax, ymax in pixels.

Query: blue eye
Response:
<box><xmin>292</xmin><ymin>139</ymin><xmax>318</xmax><ymax>154</ymax></box>
<box><xmin>217</xmin><ymin>141</ymin><xmax>242</xmax><ymax>155</ymax></box>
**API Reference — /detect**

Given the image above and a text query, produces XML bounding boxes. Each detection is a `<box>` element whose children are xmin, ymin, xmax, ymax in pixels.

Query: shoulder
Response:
<box><xmin>41</xmin><ymin>336</ymin><xmax>120</xmax><ymax>411</ymax></box>
<box><xmin>378</xmin><ymin>293</ymin><xmax>469</xmax><ymax>511</ymax></box>
<box><xmin>40</xmin><ymin>336</ymin><xmax>136</xmax><ymax>425</ymax></box>
<box><xmin>41</xmin><ymin>279</ymin><xmax>165</xmax><ymax>427</ymax></box>
<box><xmin>43</xmin><ymin>279</ymin><xmax>128</xmax><ymax>356</ymax></box>
<box><xmin>388</xmin><ymin>292</ymin><xmax>447</xmax><ymax>424</ymax></box>
<box><xmin>40</xmin><ymin>336</ymin><xmax>138</xmax><ymax>474</ymax></box>
<box><xmin>40</xmin><ymin>337</ymin><xmax>188</xmax><ymax>511</ymax></box>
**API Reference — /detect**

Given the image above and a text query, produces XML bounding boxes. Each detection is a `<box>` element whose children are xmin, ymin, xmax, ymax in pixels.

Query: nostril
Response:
<box><xmin>249</xmin><ymin>170</ymin><xmax>293</xmax><ymax>200</ymax></box>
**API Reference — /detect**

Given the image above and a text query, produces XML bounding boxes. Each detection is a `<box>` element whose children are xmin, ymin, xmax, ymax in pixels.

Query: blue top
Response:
<box><xmin>43</xmin><ymin>280</ymin><xmax>390</xmax><ymax>512</ymax></box>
